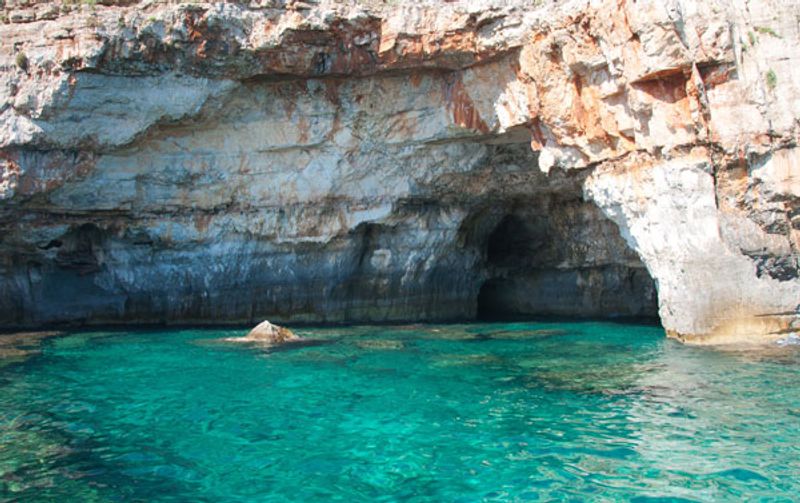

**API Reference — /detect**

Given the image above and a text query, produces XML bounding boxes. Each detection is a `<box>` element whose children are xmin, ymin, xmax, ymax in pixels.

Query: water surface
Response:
<box><xmin>1</xmin><ymin>322</ymin><xmax>799</xmax><ymax>501</ymax></box>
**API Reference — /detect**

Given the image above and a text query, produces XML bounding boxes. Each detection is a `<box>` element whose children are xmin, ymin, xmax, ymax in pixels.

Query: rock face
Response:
<box><xmin>0</xmin><ymin>0</ymin><xmax>797</xmax><ymax>344</ymax></box>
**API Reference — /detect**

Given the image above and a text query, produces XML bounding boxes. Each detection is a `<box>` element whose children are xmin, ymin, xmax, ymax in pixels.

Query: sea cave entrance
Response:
<box><xmin>469</xmin><ymin>198</ymin><xmax>658</xmax><ymax>322</ymax></box>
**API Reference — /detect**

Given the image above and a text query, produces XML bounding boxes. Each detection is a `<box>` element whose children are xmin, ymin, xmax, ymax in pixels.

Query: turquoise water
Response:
<box><xmin>1</xmin><ymin>322</ymin><xmax>799</xmax><ymax>501</ymax></box>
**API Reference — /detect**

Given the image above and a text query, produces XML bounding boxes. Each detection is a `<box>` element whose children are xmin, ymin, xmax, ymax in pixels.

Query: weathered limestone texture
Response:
<box><xmin>0</xmin><ymin>0</ymin><xmax>797</xmax><ymax>344</ymax></box>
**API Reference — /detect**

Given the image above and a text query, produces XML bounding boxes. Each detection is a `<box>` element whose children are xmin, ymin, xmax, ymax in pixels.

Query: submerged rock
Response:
<box><xmin>353</xmin><ymin>339</ymin><xmax>405</xmax><ymax>350</ymax></box>
<box><xmin>776</xmin><ymin>334</ymin><xmax>800</xmax><ymax>347</ymax></box>
<box><xmin>472</xmin><ymin>329</ymin><xmax>569</xmax><ymax>341</ymax></box>
<box><xmin>0</xmin><ymin>331</ymin><xmax>65</xmax><ymax>367</ymax></box>
<box><xmin>227</xmin><ymin>321</ymin><xmax>300</xmax><ymax>345</ymax></box>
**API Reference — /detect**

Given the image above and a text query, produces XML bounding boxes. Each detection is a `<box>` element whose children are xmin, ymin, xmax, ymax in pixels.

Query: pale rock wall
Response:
<box><xmin>0</xmin><ymin>0</ymin><xmax>797</xmax><ymax>343</ymax></box>
<box><xmin>528</xmin><ymin>0</ymin><xmax>800</xmax><ymax>343</ymax></box>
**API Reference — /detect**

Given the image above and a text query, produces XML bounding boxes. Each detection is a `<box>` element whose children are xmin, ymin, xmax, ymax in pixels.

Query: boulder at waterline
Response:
<box><xmin>226</xmin><ymin>321</ymin><xmax>300</xmax><ymax>345</ymax></box>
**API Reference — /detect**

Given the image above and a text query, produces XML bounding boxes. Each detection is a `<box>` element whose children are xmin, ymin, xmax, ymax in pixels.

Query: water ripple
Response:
<box><xmin>1</xmin><ymin>322</ymin><xmax>799</xmax><ymax>501</ymax></box>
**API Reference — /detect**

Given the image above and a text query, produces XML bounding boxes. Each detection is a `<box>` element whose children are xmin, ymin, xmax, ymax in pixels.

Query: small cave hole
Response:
<box><xmin>38</xmin><ymin>239</ymin><xmax>63</xmax><ymax>250</ymax></box>
<box><xmin>55</xmin><ymin>223</ymin><xmax>109</xmax><ymax>275</ymax></box>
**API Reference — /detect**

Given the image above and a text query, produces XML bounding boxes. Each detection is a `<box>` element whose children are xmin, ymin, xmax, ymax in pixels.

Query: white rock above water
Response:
<box><xmin>226</xmin><ymin>320</ymin><xmax>300</xmax><ymax>345</ymax></box>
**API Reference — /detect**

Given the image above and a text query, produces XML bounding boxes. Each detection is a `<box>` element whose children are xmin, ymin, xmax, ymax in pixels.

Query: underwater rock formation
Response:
<box><xmin>0</xmin><ymin>0</ymin><xmax>798</xmax><ymax>344</ymax></box>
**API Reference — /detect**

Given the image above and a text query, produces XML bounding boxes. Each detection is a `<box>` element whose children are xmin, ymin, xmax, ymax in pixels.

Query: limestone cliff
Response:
<box><xmin>0</xmin><ymin>0</ymin><xmax>798</xmax><ymax>344</ymax></box>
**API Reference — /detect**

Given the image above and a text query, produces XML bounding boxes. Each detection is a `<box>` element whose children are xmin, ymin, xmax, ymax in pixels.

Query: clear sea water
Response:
<box><xmin>1</xmin><ymin>322</ymin><xmax>799</xmax><ymax>502</ymax></box>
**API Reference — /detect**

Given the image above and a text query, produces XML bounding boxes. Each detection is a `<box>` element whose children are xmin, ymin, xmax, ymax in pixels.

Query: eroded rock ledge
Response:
<box><xmin>1</xmin><ymin>0</ymin><xmax>798</xmax><ymax>344</ymax></box>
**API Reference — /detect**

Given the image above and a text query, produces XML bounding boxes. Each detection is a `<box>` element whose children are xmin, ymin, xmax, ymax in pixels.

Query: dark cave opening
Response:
<box><xmin>54</xmin><ymin>223</ymin><xmax>108</xmax><ymax>275</ymax></box>
<box><xmin>473</xmin><ymin>202</ymin><xmax>659</xmax><ymax>321</ymax></box>
<box><xmin>476</xmin><ymin>278</ymin><xmax>511</xmax><ymax>320</ymax></box>
<box><xmin>485</xmin><ymin>215</ymin><xmax>542</xmax><ymax>268</ymax></box>
<box><xmin>477</xmin><ymin>213</ymin><xmax>544</xmax><ymax>320</ymax></box>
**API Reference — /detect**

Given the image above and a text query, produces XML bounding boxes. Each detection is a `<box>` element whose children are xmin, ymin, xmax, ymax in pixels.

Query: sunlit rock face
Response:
<box><xmin>0</xmin><ymin>0</ymin><xmax>797</xmax><ymax>343</ymax></box>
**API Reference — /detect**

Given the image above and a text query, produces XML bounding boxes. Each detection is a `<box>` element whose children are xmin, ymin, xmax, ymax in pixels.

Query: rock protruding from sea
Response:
<box><xmin>227</xmin><ymin>320</ymin><xmax>300</xmax><ymax>345</ymax></box>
